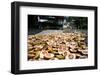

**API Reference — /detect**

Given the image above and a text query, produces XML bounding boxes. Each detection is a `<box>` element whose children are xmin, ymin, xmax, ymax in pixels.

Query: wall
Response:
<box><xmin>0</xmin><ymin>0</ymin><xmax>99</xmax><ymax>76</ymax></box>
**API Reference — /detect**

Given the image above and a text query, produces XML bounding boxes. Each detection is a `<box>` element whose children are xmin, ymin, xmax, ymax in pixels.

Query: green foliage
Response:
<box><xmin>68</xmin><ymin>17</ymin><xmax>88</xmax><ymax>30</ymax></box>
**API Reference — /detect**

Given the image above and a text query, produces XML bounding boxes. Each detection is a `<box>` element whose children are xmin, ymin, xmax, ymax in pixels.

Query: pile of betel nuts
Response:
<box><xmin>28</xmin><ymin>33</ymin><xmax>88</xmax><ymax>61</ymax></box>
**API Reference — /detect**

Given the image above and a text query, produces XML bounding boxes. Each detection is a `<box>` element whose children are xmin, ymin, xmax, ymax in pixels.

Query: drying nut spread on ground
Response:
<box><xmin>28</xmin><ymin>33</ymin><xmax>88</xmax><ymax>61</ymax></box>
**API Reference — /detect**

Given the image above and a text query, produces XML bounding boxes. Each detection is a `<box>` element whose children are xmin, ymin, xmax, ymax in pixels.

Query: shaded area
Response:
<box><xmin>28</xmin><ymin>15</ymin><xmax>88</xmax><ymax>35</ymax></box>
